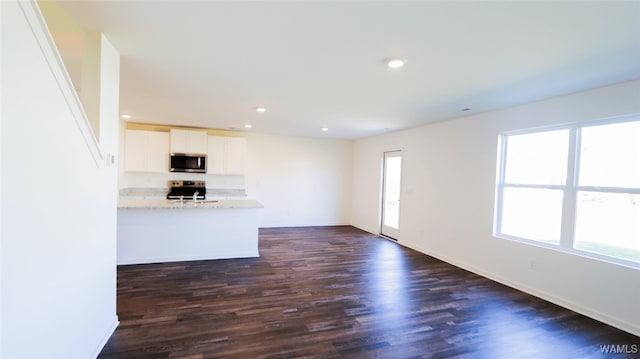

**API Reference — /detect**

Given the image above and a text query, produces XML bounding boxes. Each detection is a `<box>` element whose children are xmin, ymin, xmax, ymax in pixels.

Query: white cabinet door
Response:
<box><xmin>170</xmin><ymin>129</ymin><xmax>207</xmax><ymax>154</ymax></box>
<box><xmin>187</xmin><ymin>131</ymin><xmax>208</xmax><ymax>154</ymax></box>
<box><xmin>225</xmin><ymin>137</ymin><xmax>246</xmax><ymax>175</ymax></box>
<box><xmin>206</xmin><ymin>136</ymin><xmax>226</xmax><ymax>174</ymax></box>
<box><xmin>206</xmin><ymin>136</ymin><xmax>246</xmax><ymax>174</ymax></box>
<box><xmin>124</xmin><ymin>130</ymin><xmax>169</xmax><ymax>172</ymax></box>
<box><xmin>124</xmin><ymin>130</ymin><xmax>147</xmax><ymax>171</ymax></box>
<box><xmin>146</xmin><ymin>131</ymin><xmax>170</xmax><ymax>172</ymax></box>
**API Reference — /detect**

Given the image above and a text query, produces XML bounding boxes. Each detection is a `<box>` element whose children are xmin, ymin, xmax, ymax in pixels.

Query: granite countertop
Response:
<box><xmin>118</xmin><ymin>199</ymin><xmax>263</xmax><ymax>209</ymax></box>
<box><xmin>119</xmin><ymin>187</ymin><xmax>248</xmax><ymax>199</ymax></box>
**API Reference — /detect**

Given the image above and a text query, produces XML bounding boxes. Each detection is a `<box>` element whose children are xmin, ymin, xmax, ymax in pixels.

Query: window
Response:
<box><xmin>495</xmin><ymin>116</ymin><xmax>640</xmax><ymax>266</ymax></box>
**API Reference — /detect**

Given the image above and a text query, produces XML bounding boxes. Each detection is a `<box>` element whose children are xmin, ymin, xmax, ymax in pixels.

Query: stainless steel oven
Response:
<box><xmin>166</xmin><ymin>180</ymin><xmax>206</xmax><ymax>200</ymax></box>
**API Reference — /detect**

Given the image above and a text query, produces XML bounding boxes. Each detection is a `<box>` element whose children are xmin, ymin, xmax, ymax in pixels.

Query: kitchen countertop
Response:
<box><xmin>119</xmin><ymin>187</ymin><xmax>248</xmax><ymax>199</ymax></box>
<box><xmin>118</xmin><ymin>198</ymin><xmax>263</xmax><ymax>209</ymax></box>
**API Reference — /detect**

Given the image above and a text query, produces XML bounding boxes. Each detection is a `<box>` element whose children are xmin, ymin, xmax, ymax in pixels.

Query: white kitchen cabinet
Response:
<box><xmin>206</xmin><ymin>136</ymin><xmax>226</xmax><ymax>174</ymax></box>
<box><xmin>207</xmin><ymin>136</ymin><xmax>246</xmax><ymax>175</ymax></box>
<box><xmin>146</xmin><ymin>132</ymin><xmax>170</xmax><ymax>172</ymax></box>
<box><xmin>117</xmin><ymin>202</ymin><xmax>262</xmax><ymax>264</ymax></box>
<box><xmin>170</xmin><ymin>129</ymin><xmax>208</xmax><ymax>154</ymax></box>
<box><xmin>124</xmin><ymin>130</ymin><xmax>170</xmax><ymax>172</ymax></box>
<box><xmin>124</xmin><ymin>130</ymin><xmax>146</xmax><ymax>171</ymax></box>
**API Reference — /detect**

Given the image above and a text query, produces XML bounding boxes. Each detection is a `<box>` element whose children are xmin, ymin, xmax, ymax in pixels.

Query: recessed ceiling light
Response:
<box><xmin>121</xmin><ymin>114</ymin><xmax>131</xmax><ymax>119</ymax></box>
<box><xmin>244</xmin><ymin>124</ymin><xmax>252</xmax><ymax>129</ymax></box>
<box><xmin>321</xmin><ymin>127</ymin><xmax>329</xmax><ymax>132</ymax></box>
<box><xmin>254</xmin><ymin>107</ymin><xmax>267</xmax><ymax>113</ymax></box>
<box><xmin>387</xmin><ymin>58</ymin><xmax>406</xmax><ymax>69</ymax></box>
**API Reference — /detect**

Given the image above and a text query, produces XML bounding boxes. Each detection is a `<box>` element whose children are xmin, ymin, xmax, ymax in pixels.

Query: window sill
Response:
<box><xmin>494</xmin><ymin>233</ymin><xmax>640</xmax><ymax>270</ymax></box>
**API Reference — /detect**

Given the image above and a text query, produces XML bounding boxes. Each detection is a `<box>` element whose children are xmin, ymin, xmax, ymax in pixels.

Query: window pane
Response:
<box><xmin>504</xmin><ymin>129</ymin><xmax>569</xmax><ymax>185</ymax></box>
<box><xmin>579</xmin><ymin>121</ymin><xmax>640</xmax><ymax>188</ymax></box>
<box><xmin>575</xmin><ymin>191</ymin><xmax>640</xmax><ymax>263</ymax></box>
<box><xmin>501</xmin><ymin>187</ymin><xmax>563</xmax><ymax>243</ymax></box>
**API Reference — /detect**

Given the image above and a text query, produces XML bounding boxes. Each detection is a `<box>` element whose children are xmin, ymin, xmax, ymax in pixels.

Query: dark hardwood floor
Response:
<box><xmin>99</xmin><ymin>226</ymin><xmax>639</xmax><ymax>358</ymax></box>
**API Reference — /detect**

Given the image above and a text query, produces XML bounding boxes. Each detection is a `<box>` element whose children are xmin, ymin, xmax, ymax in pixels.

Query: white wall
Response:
<box><xmin>351</xmin><ymin>80</ymin><xmax>640</xmax><ymax>336</ymax></box>
<box><xmin>0</xmin><ymin>0</ymin><xmax>4</xmax><ymax>351</ymax></box>
<box><xmin>118</xmin><ymin>130</ymin><xmax>353</xmax><ymax>228</ymax></box>
<box><xmin>244</xmin><ymin>132</ymin><xmax>352</xmax><ymax>227</ymax></box>
<box><xmin>1</xmin><ymin>1</ymin><xmax>119</xmax><ymax>358</ymax></box>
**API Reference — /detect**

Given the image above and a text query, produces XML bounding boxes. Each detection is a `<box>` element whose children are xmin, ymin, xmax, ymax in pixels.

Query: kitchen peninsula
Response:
<box><xmin>117</xmin><ymin>199</ymin><xmax>263</xmax><ymax>265</ymax></box>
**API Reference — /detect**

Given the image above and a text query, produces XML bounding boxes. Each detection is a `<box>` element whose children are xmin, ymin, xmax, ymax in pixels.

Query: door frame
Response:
<box><xmin>380</xmin><ymin>150</ymin><xmax>403</xmax><ymax>240</ymax></box>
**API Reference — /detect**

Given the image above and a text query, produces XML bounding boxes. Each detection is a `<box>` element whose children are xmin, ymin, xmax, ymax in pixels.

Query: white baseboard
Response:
<box><xmin>91</xmin><ymin>315</ymin><xmax>119</xmax><ymax>359</ymax></box>
<box><xmin>118</xmin><ymin>251</ymin><xmax>260</xmax><ymax>265</ymax></box>
<box><xmin>396</xmin><ymin>239</ymin><xmax>640</xmax><ymax>337</ymax></box>
<box><xmin>259</xmin><ymin>222</ymin><xmax>351</xmax><ymax>228</ymax></box>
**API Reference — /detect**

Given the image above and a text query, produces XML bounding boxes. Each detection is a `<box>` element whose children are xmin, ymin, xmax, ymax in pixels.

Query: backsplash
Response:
<box><xmin>119</xmin><ymin>171</ymin><xmax>245</xmax><ymax>191</ymax></box>
<box><xmin>119</xmin><ymin>187</ymin><xmax>167</xmax><ymax>199</ymax></box>
<box><xmin>120</xmin><ymin>187</ymin><xmax>247</xmax><ymax>199</ymax></box>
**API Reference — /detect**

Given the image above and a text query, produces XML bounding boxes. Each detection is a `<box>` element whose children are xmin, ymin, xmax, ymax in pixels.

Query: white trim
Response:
<box><xmin>0</xmin><ymin>1</ymin><xmax>3</xmax><ymax>348</ymax></box>
<box><xmin>576</xmin><ymin>186</ymin><xmax>640</xmax><ymax>194</ymax></box>
<box><xmin>495</xmin><ymin>116</ymin><xmax>640</xmax><ymax>265</ymax></box>
<box><xmin>502</xmin><ymin>113</ymin><xmax>640</xmax><ymax>137</ymax></box>
<box><xmin>380</xmin><ymin>150</ymin><xmax>403</xmax><ymax>239</ymax></box>
<box><xmin>259</xmin><ymin>222</ymin><xmax>351</xmax><ymax>228</ymax></box>
<box><xmin>560</xmin><ymin>127</ymin><xmax>578</xmax><ymax>248</ymax></box>
<box><xmin>17</xmin><ymin>0</ymin><xmax>104</xmax><ymax>167</ymax></box>
<box><xmin>495</xmin><ymin>233</ymin><xmax>640</xmax><ymax>269</ymax></box>
<box><xmin>117</xmin><ymin>251</ymin><xmax>260</xmax><ymax>266</ymax></box>
<box><xmin>359</xmin><ymin>224</ymin><xmax>640</xmax><ymax>336</ymax></box>
<box><xmin>393</xmin><ymin>238</ymin><xmax>640</xmax><ymax>337</ymax></box>
<box><xmin>493</xmin><ymin>134</ymin><xmax>507</xmax><ymax>235</ymax></box>
<box><xmin>503</xmin><ymin>183</ymin><xmax>567</xmax><ymax>190</ymax></box>
<box><xmin>90</xmin><ymin>316</ymin><xmax>119</xmax><ymax>359</ymax></box>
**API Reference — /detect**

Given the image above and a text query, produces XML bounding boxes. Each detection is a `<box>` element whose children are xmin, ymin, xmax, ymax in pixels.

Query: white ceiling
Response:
<box><xmin>59</xmin><ymin>1</ymin><xmax>640</xmax><ymax>139</ymax></box>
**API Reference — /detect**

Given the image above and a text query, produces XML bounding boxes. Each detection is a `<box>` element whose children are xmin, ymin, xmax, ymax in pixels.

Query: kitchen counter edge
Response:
<box><xmin>118</xmin><ymin>199</ymin><xmax>264</xmax><ymax>210</ymax></box>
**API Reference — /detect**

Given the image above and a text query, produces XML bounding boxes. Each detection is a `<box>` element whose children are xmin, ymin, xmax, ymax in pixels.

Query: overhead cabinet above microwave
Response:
<box><xmin>170</xmin><ymin>129</ymin><xmax>207</xmax><ymax>155</ymax></box>
<box><xmin>123</xmin><ymin>128</ymin><xmax>246</xmax><ymax>174</ymax></box>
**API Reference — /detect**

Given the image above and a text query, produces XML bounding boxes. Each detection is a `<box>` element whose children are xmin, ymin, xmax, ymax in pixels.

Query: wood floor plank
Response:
<box><xmin>99</xmin><ymin>226</ymin><xmax>639</xmax><ymax>358</ymax></box>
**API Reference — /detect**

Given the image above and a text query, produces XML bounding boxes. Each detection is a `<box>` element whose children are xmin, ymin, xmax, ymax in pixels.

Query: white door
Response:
<box><xmin>381</xmin><ymin>151</ymin><xmax>402</xmax><ymax>239</ymax></box>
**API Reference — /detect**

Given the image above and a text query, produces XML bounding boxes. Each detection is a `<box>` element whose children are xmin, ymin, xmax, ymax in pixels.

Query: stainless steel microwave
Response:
<box><xmin>170</xmin><ymin>153</ymin><xmax>207</xmax><ymax>173</ymax></box>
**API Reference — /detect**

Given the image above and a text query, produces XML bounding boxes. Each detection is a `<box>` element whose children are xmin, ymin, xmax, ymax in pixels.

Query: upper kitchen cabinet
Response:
<box><xmin>124</xmin><ymin>130</ymin><xmax>170</xmax><ymax>172</ymax></box>
<box><xmin>207</xmin><ymin>136</ymin><xmax>246</xmax><ymax>175</ymax></box>
<box><xmin>170</xmin><ymin>129</ymin><xmax>208</xmax><ymax>154</ymax></box>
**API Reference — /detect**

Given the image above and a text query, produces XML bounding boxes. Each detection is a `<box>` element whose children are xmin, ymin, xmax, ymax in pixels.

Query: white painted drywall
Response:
<box><xmin>351</xmin><ymin>80</ymin><xmax>640</xmax><ymax>336</ymax></box>
<box><xmin>118</xmin><ymin>131</ymin><xmax>353</xmax><ymax>228</ymax></box>
<box><xmin>0</xmin><ymin>1</ymin><xmax>3</xmax><ymax>352</ymax></box>
<box><xmin>1</xmin><ymin>1</ymin><xmax>119</xmax><ymax>357</ymax></box>
<box><xmin>244</xmin><ymin>132</ymin><xmax>352</xmax><ymax>227</ymax></box>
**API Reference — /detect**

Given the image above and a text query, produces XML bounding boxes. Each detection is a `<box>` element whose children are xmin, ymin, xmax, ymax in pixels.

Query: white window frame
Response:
<box><xmin>494</xmin><ymin>114</ymin><xmax>640</xmax><ymax>268</ymax></box>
